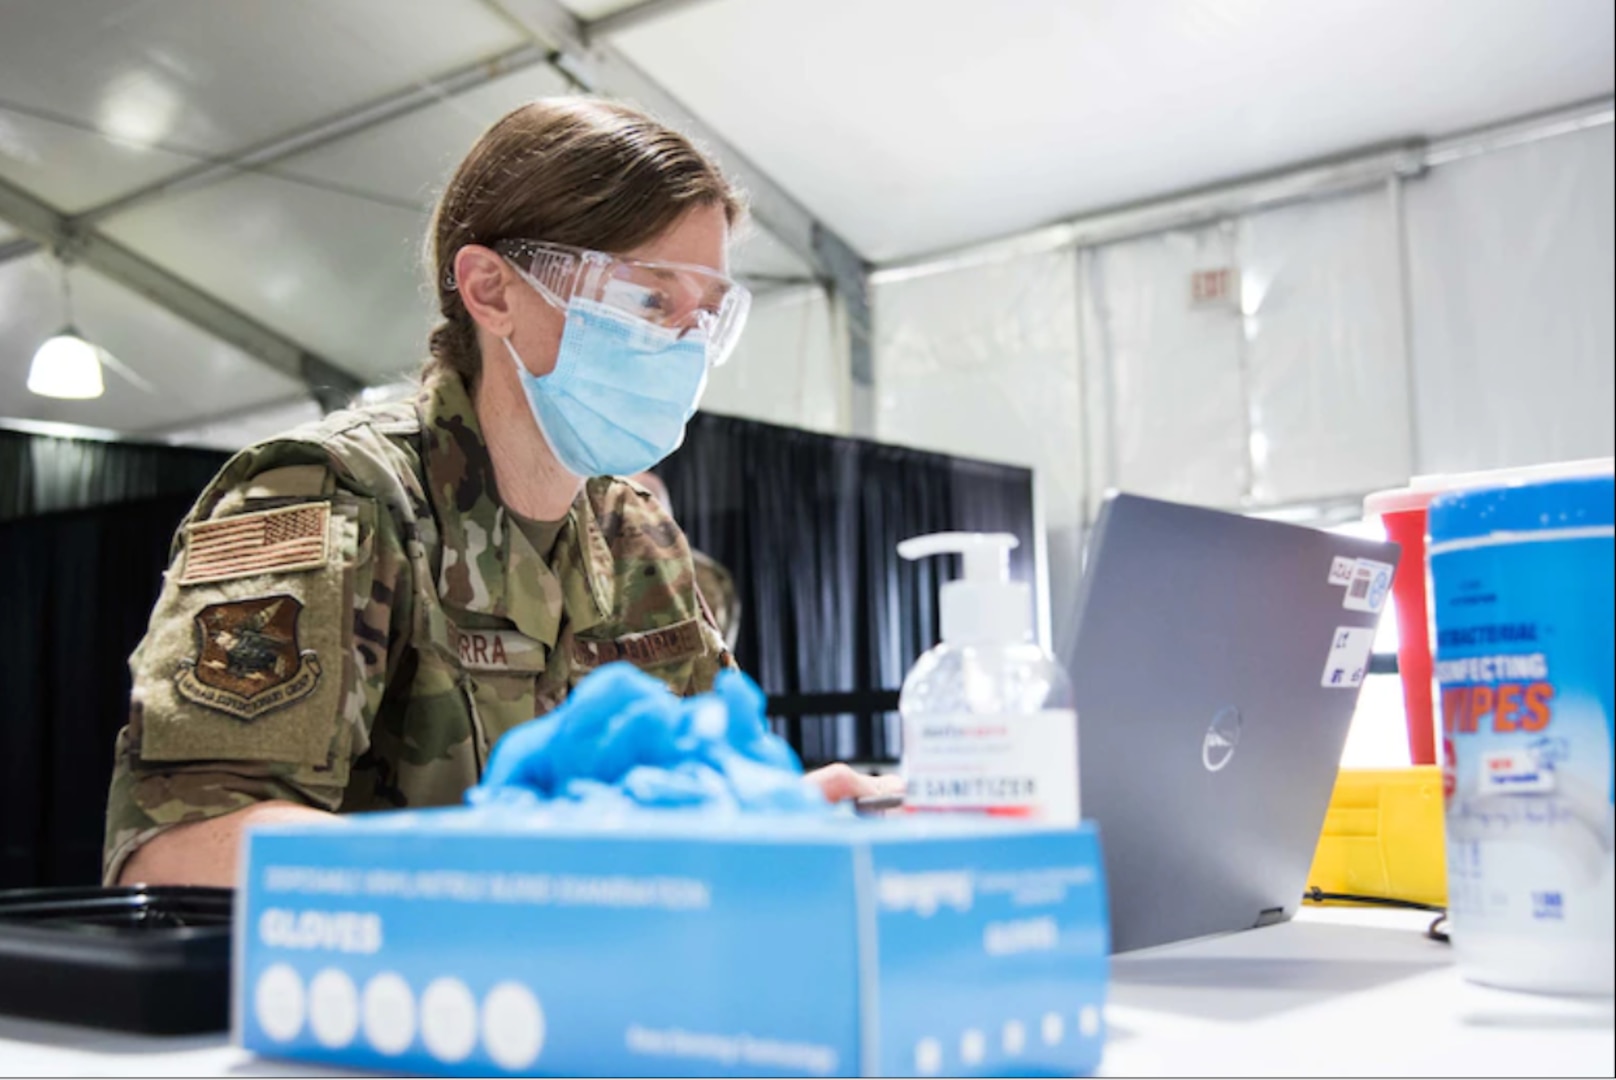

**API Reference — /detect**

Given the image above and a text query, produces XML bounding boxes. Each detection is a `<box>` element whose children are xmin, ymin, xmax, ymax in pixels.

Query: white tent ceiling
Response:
<box><xmin>619</xmin><ymin>0</ymin><xmax>1615</xmax><ymax>261</ymax></box>
<box><xmin>0</xmin><ymin>0</ymin><xmax>1611</xmax><ymax>437</ymax></box>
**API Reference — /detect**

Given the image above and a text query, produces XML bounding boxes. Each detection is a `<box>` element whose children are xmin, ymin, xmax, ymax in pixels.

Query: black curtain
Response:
<box><xmin>2</xmin><ymin>430</ymin><xmax>228</xmax><ymax>889</ymax></box>
<box><xmin>0</xmin><ymin>494</ymin><xmax>199</xmax><ymax>889</ymax></box>
<box><xmin>0</xmin><ymin>428</ymin><xmax>228</xmax><ymax>522</ymax></box>
<box><xmin>658</xmin><ymin>412</ymin><xmax>1037</xmax><ymax>766</ymax></box>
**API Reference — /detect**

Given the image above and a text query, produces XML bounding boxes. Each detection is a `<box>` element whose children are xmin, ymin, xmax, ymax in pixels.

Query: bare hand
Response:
<box><xmin>804</xmin><ymin>763</ymin><xmax>905</xmax><ymax>804</ymax></box>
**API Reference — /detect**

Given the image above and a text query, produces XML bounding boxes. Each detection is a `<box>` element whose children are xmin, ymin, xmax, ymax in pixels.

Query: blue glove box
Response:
<box><xmin>235</xmin><ymin>807</ymin><xmax>1109</xmax><ymax>1076</ymax></box>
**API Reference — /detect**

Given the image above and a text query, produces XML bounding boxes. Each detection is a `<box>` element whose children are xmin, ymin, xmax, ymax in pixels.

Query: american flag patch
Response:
<box><xmin>178</xmin><ymin>503</ymin><xmax>330</xmax><ymax>586</ymax></box>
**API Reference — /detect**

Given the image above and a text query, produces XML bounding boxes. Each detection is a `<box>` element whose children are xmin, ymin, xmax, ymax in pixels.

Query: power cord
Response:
<box><xmin>1304</xmin><ymin>886</ymin><xmax>1450</xmax><ymax>944</ymax></box>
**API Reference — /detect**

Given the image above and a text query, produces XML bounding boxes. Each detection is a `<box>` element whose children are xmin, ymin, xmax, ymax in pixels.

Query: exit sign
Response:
<box><xmin>1191</xmin><ymin>267</ymin><xmax>1238</xmax><ymax>308</ymax></box>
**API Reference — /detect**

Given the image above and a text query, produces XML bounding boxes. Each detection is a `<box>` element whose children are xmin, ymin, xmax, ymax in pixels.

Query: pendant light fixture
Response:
<box><xmin>27</xmin><ymin>266</ymin><xmax>105</xmax><ymax>400</ymax></box>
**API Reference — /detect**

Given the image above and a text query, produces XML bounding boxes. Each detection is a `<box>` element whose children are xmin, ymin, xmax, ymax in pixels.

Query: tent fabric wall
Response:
<box><xmin>1087</xmin><ymin>224</ymin><xmax>1250</xmax><ymax>509</ymax></box>
<box><xmin>1236</xmin><ymin>186</ymin><xmax>1412</xmax><ymax>503</ymax></box>
<box><xmin>700</xmin><ymin>285</ymin><xmax>849</xmax><ymax>435</ymax></box>
<box><xmin>872</xmin><ymin>249</ymin><xmax>1087</xmax><ymax>657</ymax></box>
<box><xmin>864</xmin><ymin>125</ymin><xmax>1611</xmax><ymax>664</ymax></box>
<box><xmin>867</xmin><ymin>124</ymin><xmax>1610</xmax><ymax>525</ymax></box>
<box><xmin>1085</xmin><ymin>187</ymin><xmax>1412</xmax><ymax>513</ymax></box>
<box><xmin>1406</xmin><ymin>123</ymin><xmax>1616</xmax><ymax>473</ymax></box>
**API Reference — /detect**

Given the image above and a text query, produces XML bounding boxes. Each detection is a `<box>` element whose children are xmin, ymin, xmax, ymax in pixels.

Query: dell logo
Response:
<box><xmin>1202</xmin><ymin>707</ymin><xmax>1243</xmax><ymax>772</ymax></box>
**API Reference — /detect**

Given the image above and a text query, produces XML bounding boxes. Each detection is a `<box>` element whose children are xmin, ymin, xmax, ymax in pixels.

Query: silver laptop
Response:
<box><xmin>1065</xmin><ymin>492</ymin><xmax>1401</xmax><ymax>953</ymax></box>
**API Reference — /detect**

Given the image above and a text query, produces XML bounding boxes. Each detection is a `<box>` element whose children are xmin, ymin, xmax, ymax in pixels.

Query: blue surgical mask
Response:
<box><xmin>503</xmin><ymin>296</ymin><xmax>709</xmax><ymax>478</ymax></box>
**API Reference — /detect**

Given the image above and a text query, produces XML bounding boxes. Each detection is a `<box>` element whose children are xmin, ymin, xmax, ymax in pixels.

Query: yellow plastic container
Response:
<box><xmin>1305</xmin><ymin>766</ymin><xmax>1447</xmax><ymax>908</ymax></box>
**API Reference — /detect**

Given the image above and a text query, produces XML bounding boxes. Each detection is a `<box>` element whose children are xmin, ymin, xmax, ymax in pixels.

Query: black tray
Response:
<box><xmin>0</xmin><ymin>886</ymin><xmax>233</xmax><ymax>1034</ymax></box>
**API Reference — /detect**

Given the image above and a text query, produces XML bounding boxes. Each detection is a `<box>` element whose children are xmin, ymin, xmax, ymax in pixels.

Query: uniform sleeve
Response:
<box><xmin>102</xmin><ymin>448</ymin><xmax>407</xmax><ymax>885</ymax></box>
<box><xmin>684</xmin><ymin>588</ymin><xmax>741</xmax><ymax>693</ymax></box>
<box><xmin>691</xmin><ymin>549</ymin><xmax>742</xmax><ymax>651</ymax></box>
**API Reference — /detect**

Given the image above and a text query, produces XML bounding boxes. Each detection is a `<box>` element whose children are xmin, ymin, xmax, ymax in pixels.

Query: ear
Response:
<box><xmin>454</xmin><ymin>245</ymin><xmax>516</xmax><ymax>339</ymax></box>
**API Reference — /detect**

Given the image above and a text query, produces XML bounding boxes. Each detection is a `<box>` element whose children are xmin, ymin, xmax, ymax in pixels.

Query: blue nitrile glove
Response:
<box><xmin>617</xmin><ymin>761</ymin><xmax>736</xmax><ymax>809</ymax></box>
<box><xmin>469</xmin><ymin>662</ymin><xmax>829</xmax><ymax>814</ymax></box>
<box><xmin>666</xmin><ymin>670</ymin><xmax>826</xmax><ymax>811</ymax></box>
<box><xmin>712</xmin><ymin>668</ymin><xmax>802</xmax><ymax>772</ymax></box>
<box><xmin>475</xmin><ymin>663</ymin><xmax>683</xmax><ymax>796</ymax></box>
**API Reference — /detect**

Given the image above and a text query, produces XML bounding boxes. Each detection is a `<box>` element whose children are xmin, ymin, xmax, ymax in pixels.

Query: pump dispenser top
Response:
<box><xmin>897</xmin><ymin>532</ymin><xmax>1029</xmax><ymax>646</ymax></box>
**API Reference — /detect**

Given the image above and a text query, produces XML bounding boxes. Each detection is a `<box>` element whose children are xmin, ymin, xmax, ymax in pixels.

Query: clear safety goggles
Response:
<box><xmin>492</xmin><ymin>239</ymin><xmax>751</xmax><ymax>367</ymax></box>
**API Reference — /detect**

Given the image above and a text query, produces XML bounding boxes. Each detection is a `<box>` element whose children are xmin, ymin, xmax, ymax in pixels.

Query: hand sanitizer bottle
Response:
<box><xmin>897</xmin><ymin>532</ymin><xmax>1079</xmax><ymax>826</ymax></box>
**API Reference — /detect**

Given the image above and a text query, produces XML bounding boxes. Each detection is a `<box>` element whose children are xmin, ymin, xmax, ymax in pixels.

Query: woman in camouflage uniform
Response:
<box><xmin>104</xmin><ymin>98</ymin><xmax>891</xmax><ymax>887</ymax></box>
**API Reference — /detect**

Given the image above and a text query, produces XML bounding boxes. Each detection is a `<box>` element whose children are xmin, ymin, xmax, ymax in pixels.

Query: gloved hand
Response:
<box><xmin>469</xmin><ymin>662</ymin><xmax>828</xmax><ymax>813</ymax></box>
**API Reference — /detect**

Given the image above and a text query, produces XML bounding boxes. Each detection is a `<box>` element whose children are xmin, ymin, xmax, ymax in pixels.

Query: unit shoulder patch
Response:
<box><xmin>179</xmin><ymin>503</ymin><xmax>330</xmax><ymax>585</ymax></box>
<box><xmin>175</xmin><ymin>595</ymin><xmax>322</xmax><ymax>721</ymax></box>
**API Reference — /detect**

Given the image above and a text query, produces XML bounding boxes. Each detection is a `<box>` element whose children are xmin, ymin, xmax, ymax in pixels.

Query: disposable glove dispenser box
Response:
<box><xmin>236</xmin><ymin>808</ymin><xmax>1110</xmax><ymax>1076</ymax></box>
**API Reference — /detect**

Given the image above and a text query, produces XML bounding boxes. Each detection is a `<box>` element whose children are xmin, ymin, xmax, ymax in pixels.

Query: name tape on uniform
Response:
<box><xmin>572</xmin><ymin>618</ymin><xmax>707</xmax><ymax>670</ymax></box>
<box><xmin>454</xmin><ymin>628</ymin><xmax>546</xmax><ymax>672</ymax></box>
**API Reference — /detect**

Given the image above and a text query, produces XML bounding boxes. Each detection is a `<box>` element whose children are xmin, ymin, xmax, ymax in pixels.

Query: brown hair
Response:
<box><xmin>426</xmin><ymin>97</ymin><xmax>744</xmax><ymax>380</ymax></box>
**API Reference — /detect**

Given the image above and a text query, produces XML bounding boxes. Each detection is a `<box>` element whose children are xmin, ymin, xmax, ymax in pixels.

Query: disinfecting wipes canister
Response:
<box><xmin>1430</xmin><ymin>474</ymin><xmax>1614</xmax><ymax>996</ymax></box>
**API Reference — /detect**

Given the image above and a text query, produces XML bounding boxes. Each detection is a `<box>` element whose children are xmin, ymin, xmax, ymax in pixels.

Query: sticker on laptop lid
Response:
<box><xmin>1342</xmin><ymin>558</ymin><xmax>1394</xmax><ymax>613</ymax></box>
<box><xmin>1327</xmin><ymin>556</ymin><xmax>1357</xmax><ymax>587</ymax></box>
<box><xmin>1321</xmin><ymin>626</ymin><xmax>1376</xmax><ymax>689</ymax></box>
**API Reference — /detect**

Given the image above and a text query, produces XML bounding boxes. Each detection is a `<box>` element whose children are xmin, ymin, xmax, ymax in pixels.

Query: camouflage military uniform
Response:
<box><xmin>103</xmin><ymin>370</ymin><xmax>733</xmax><ymax>884</ymax></box>
<box><xmin>691</xmin><ymin>549</ymin><xmax>741</xmax><ymax>650</ymax></box>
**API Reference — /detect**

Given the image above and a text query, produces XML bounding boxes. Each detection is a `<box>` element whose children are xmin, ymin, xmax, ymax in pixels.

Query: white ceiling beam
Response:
<box><xmin>0</xmin><ymin>236</ymin><xmax>35</xmax><ymax>267</ymax></box>
<box><xmin>873</xmin><ymin>141</ymin><xmax>1429</xmax><ymax>286</ymax></box>
<box><xmin>583</xmin><ymin>0</ymin><xmax>716</xmax><ymax>40</ymax></box>
<box><xmin>81</xmin><ymin>43</ymin><xmax>555</xmax><ymax>226</ymax></box>
<box><xmin>0</xmin><ymin>174</ymin><xmax>365</xmax><ymax>410</ymax></box>
<box><xmin>875</xmin><ymin>94</ymin><xmax>1616</xmax><ymax>285</ymax></box>
<box><xmin>0</xmin><ymin>43</ymin><xmax>553</xmax><ymax>271</ymax></box>
<box><xmin>1424</xmin><ymin>93</ymin><xmax>1614</xmax><ymax>167</ymax></box>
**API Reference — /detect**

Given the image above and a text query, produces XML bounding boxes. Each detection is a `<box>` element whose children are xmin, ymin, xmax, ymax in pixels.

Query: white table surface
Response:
<box><xmin>1</xmin><ymin>908</ymin><xmax>1610</xmax><ymax>1077</ymax></box>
